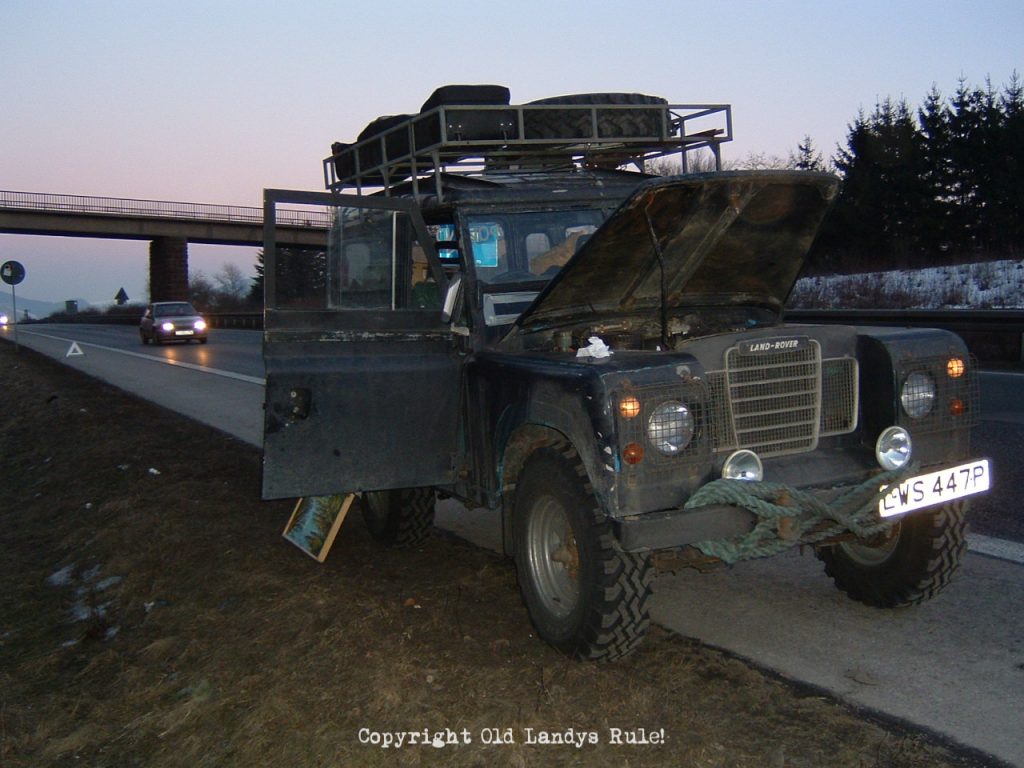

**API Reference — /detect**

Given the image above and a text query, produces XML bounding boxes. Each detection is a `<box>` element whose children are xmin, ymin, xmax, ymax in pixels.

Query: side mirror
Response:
<box><xmin>441</xmin><ymin>275</ymin><xmax>463</xmax><ymax>324</ymax></box>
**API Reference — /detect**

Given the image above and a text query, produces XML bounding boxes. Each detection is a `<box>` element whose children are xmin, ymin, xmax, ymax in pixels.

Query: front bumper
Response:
<box><xmin>155</xmin><ymin>328</ymin><xmax>207</xmax><ymax>341</ymax></box>
<box><xmin>613</xmin><ymin>458</ymin><xmax>990</xmax><ymax>554</ymax></box>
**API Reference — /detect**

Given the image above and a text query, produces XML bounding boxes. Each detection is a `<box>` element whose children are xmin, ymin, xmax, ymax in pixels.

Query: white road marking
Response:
<box><xmin>20</xmin><ymin>329</ymin><xmax>265</xmax><ymax>386</ymax></box>
<box><xmin>966</xmin><ymin>533</ymin><xmax>1024</xmax><ymax>565</ymax></box>
<box><xmin>16</xmin><ymin>328</ymin><xmax>1024</xmax><ymax>562</ymax></box>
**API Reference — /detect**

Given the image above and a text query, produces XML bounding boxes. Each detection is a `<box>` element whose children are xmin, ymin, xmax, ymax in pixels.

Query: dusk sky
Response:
<box><xmin>1</xmin><ymin>0</ymin><xmax>1021</xmax><ymax>308</ymax></box>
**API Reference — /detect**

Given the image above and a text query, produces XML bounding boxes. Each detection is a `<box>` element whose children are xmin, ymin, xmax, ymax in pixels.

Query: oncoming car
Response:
<box><xmin>140</xmin><ymin>301</ymin><xmax>208</xmax><ymax>345</ymax></box>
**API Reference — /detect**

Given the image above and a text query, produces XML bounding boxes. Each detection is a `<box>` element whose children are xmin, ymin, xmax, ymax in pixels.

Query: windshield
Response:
<box><xmin>155</xmin><ymin>302</ymin><xmax>199</xmax><ymax>317</ymax></box>
<box><xmin>467</xmin><ymin>210</ymin><xmax>605</xmax><ymax>285</ymax></box>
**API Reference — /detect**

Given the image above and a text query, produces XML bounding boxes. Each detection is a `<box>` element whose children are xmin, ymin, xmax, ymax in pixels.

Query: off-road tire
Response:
<box><xmin>512</xmin><ymin>442</ymin><xmax>652</xmax><ymax>660</ymax></box>
<box><xmin>817</xmin><ymin>500</ymin><xmax>968</xmax><ymax>607</ymax></box>
<box><xmin>524</xmin><ymin>92</ymin><xmax>667</xmax><ymax>140</ymax></box>
<box><xmin>361</xmin><ymin>487</ymin><xmax>436</xmax><ymax>548</ymax></box>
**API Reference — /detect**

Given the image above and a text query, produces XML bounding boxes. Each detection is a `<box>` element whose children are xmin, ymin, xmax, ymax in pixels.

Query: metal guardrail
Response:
<box><xmin>23</xmin><ymin>308</ymin><xmax>1024</xmax><ymax>363</ymax></box>
<box><xmin>786</xmin><ymin>308</ymin><xmax>1024</xmax><ymax>365</ymax></box>
<box><xmin>0</xmin><ymin>190</ymin><xmax>333</xmax><ymax>228</ymax></box>
<box><xmin>207</xmin><ymin>312</ymin><xmax>262</xmax><ymax>330</ymax></box>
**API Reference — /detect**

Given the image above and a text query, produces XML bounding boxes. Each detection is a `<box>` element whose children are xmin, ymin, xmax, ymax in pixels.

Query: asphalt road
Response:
<box><xmin>5</xmin><ymin>323</ymin><xmax>1024</xmax><ymax>765</ymax></box>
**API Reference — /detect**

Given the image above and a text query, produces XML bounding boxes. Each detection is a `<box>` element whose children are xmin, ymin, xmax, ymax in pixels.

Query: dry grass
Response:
<box><xmin>0</xmin><ymin>341</ymin><xmax>997</xmax><ymax>767</ymax></box>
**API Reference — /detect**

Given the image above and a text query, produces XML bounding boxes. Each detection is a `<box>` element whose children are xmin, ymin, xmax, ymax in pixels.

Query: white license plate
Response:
<box><xmin>175</xmin><ymin>330</ymin><xmax>194</xmax><ymax>336</ymax></box>
<box><xmin>879</xmin><ymin>459</ymin><xmax>990</xmax><ymax>518</ymax></box>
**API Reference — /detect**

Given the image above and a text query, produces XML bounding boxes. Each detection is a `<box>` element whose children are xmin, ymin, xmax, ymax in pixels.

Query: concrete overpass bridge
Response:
<box><xmin>0</xmin><ymin>190</ymin><xmax>330</xmax><ymax>302</ymax></box>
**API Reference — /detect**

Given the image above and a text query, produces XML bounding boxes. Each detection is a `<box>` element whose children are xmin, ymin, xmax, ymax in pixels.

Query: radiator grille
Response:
<box><xmin>707</xmin><ymin>340</ymin><xmax>857</xmax><ymax>457</ymax></box>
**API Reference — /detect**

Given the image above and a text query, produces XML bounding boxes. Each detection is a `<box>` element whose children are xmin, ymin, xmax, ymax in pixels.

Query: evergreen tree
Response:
<box><xmin>791</xmin><ymin>135</ymin><xmax>826</xmax><ymax>171</ymax></box>
<box><xmin>916</xmin><ymin>85</ymin><xmax>955</xmax><ymax>253</ymax></box>
<box><xmin>249</xmin><ymin>250</ymin><xmax>265</xmax><ymax>306</ymax></box>
<box><xmin>816</xmin><ymin>73</ymin><xmax>1023</xmax><ymax>276</ymax></box>
<box><xmin>992</xmin><ymin>72</ymin><xmax>1024</xmax><ymax>249</ymax></box>
<box><xmin>827</xmin><ymin>99</ymin><xmax>928</xmax><ymax>269</ymax></box>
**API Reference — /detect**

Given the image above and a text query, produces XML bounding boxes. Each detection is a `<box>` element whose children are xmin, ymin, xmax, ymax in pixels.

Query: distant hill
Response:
<box><xmin>0</xmin><ymin>293</ymin><xmax>89</xmax><ymax>320</ymax></box>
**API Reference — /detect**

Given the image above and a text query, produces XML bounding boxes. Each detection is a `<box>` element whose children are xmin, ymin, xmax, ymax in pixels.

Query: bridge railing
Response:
<box><xmin>0</xmin><ymin>190</ymin><xmax>332</xmax><ymax>229</ymax></box>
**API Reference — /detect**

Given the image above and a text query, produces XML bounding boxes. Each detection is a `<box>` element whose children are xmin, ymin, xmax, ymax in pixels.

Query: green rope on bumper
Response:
<box><xmin>682</xmin><ymin>466</ymin><xmax>915</xmax><ymax>565</ymax></box>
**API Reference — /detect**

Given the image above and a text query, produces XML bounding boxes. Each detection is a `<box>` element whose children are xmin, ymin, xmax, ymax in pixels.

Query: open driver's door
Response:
<box><xmin>261</xmin><ymin>189</ymin><xmax>461</xmax><ymax>500</ymax></box>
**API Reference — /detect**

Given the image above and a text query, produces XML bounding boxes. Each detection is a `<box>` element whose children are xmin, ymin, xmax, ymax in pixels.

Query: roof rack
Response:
<box><xmin>323</xmin><ymin>98</ymin><xmax>732</xmax><ymax>202</ymax></box>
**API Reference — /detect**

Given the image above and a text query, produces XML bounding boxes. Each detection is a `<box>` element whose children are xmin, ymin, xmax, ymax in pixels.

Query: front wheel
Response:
<box><xmin>817</xmin><ymin>500</ymin><xmax>968</xmax><ymax>607</ymax></box>
<box><xmin>360</xmin><ymin>487</ymin><xmax>435</xmax><ymax>548</ymax></box>
<box><xmin>513</xmin><ymin>443</ymin><xmax>652</xmax><ymax>660</ymax></box>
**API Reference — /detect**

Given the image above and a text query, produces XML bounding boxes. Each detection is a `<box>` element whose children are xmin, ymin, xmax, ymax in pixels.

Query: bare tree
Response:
<box><xmin>189</xmin><ymin>270</ymin><xmax>216</xmax><ymax>310</ymax></box>
<box><xmin>732</xmin><ymin>151</ymin><xmax>792</xmax><ymax>170</ymax></box>
<box><xmin>214</xmin><ymin>263</ymin><xmax>250</xmax><ymax>302</ymax></box>
<box><xmin>644</xmin><ymin>148</ymin><xmax>722</xmax><ymax>176</ymax></box>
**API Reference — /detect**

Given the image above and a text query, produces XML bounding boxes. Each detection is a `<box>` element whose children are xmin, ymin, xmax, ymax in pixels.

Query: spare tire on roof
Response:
<box><xmin>416</xmin><ymin>84</ymin><xmax>515</xmax><ymax>148</ymax></box>
<box><xmin>525</xmin><ymin>92</ymin><xmax>668</xmax><ymax>140</ymax></box>
<box><xmin>355</xmin><ymin>114</ymin><xmax>413</xmax><ymax>174</ymax></box>
<box><xmin>419</xmin><ymin>84</ymin><xmax>511</xmax><ymax>113</ymax></box>
<box><xmin>330</xmin><ymin>141</ymin><xmax>355</xmax><ymax>181</ymax></box>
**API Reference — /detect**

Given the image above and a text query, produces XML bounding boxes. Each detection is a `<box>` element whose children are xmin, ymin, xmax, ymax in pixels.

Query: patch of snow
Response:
<box><xmin>69</xmin><ymin>602</ymin><xmax>95</xmax><ymax>623</ymax></box>
<box><xmin>46</xmin><ymin>565</ymin><xmax>75</xmax><ymax>587</ymax></box>
<box><xmin>95</xmin><ymin>576</ymin><xmax>123</xmax><ymax>592</ymax></box>
<box><xmin>791</xmin><ymin>259</ymin><xmax>1024</xmax><ymax>309</ymax></box>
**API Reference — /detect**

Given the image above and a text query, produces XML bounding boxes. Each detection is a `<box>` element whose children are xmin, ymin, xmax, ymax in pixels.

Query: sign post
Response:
<box><xmin>1</xmin><ymin>260</ymin><xmax>26</xmax><ymax>350</ymax></box>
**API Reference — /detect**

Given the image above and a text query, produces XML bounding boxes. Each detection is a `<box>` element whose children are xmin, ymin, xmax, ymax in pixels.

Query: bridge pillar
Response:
<box><xmin>149</xmin><ymin>237</ymin><xmax>189</xmax><ymax>302</ymax></box>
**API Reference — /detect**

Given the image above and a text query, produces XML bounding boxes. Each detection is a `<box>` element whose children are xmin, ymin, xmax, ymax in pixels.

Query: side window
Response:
<box><xmin>469</xmin><ymin>220</ymin><xmax>507</xmax><ymax>281</ymax></box>
<box><xmin>528</xmin><ymin>224</ymin><xmax>597</xmax><ymax>276</ymax></box>
<box><xmin>525</xmin><ymin>232</ymin><xmax>551</xmax><ymax>260</ymax></box>
<box><xmin>271</xmin><ymin>207</ymin><xmax>434</xmax><ymax>311</ymax></box>
<box><xmin>471</xmin><ymin>222</ymin><xmax>504</xmax><ymax>268</ymax></box>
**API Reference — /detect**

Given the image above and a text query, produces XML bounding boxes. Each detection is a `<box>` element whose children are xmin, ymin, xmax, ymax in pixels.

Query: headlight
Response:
<box><xmin>647</xmin><ymin>401</ymin><xmax>694</xmax><ymax>456</ymax></box>
<box><xmin>722</xmin><ymin>449</ymin><xmax>763</xmax><ymax>481</ymax></box>
<box><xmin>194</xmin><ymin>319</ymin><xmax>207</xmax><ymax>331</ymax></box>
<box><xmin>161</xmin><ymin>321</ymin><xmax>175</xmax><ymax>331</ymax></box>
<box><xmin>900</xmin><ymin>371</ymin><xmax>935</xmax><ymax>419</ymax></box>
<box><xmin>876</xmin><ymin>426</ymin><xmax>912</xmax><ymax>470</ymax></box>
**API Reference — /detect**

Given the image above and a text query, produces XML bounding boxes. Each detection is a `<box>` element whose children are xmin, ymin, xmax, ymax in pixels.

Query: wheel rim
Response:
<box><xmin>838</xmin><ymin>524</ymin><xmax>901</xmax><ymax>567</ymax></box>
<box><xmin>525</xmin><ymin>495</ymin><xmax>580</xmax><ymax>619</ymax></box>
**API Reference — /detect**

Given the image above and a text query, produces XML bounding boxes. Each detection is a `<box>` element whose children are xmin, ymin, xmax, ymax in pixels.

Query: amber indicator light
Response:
<box><xmin>623</xmin><ymin>443</ymin><xmax>644</xmax><ymax>465</ymax></box>
<box><xmin>947</xmin><ymin>357</ymin><xmax>965</xmax><ymax>378</ymax></box>
<box><xmin>619</xmin><ymin>396</ymin><xmax>641</xmax><ymax>419</ymax></box>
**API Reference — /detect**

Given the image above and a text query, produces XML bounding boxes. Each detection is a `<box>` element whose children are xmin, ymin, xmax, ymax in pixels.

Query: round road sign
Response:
<box><xmin>1</xmin><ymin>260</ymin><xmax>26</xmax><ymax>286</ymax></box>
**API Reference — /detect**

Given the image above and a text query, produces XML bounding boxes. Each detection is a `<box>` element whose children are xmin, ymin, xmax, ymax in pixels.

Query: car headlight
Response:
<box><xmin>194</xmin><ymin>319</ymin><xmax>207</xmax><ymax>331</ymax></box>
<box><xmin>161</xmin><ymin>321</ymin><xmax>175</xmax><ymax>331</ymax></box>
<box><xmin>647</xmin><ymin>401</ymin><xmax>694</xmax><ymax>456</ymax></box>
<box><xmin>900</xmin><ymin>371</ymin><xmax>936</xmax><ymax>419</ymax></box>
